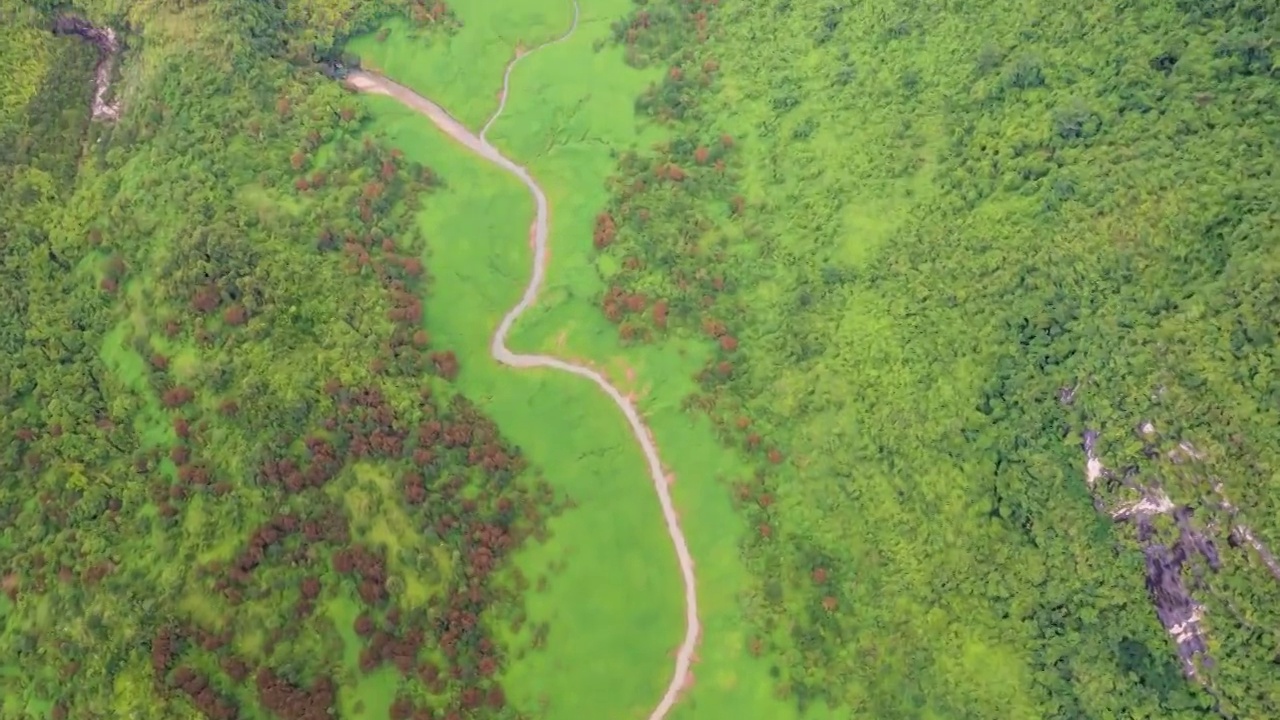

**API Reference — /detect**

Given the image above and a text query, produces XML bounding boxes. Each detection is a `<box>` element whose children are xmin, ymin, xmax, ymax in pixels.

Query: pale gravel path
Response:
<box><xmin>346</xmin><ymin>3</ymin><xmax>701</xmax><ymax>718</ymax></box>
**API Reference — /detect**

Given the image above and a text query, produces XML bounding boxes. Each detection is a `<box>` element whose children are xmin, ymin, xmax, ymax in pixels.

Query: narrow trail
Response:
<box><xmin>346</xmin><ymin>3</ymin><xmax>701</xmax><ymax>719</ymax></box>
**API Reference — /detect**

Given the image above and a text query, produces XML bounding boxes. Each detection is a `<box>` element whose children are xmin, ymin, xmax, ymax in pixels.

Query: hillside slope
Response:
<box><xmin>591</xmin><ymin>0</ymin><xmax>1280</xmax><ymax>717</ymax></box>
<box><xmin>1</xmin><ymin>2</ymin><xmax>563</xmax><ymax>718</ymax></box>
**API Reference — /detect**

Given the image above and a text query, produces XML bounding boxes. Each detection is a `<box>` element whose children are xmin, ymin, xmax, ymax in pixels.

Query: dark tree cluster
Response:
<box><xmin>593</xmin><ymin>129</ymin><xmax>741</xmax><ymax>345</ymax></box>
<box><xmin>611</xmin><ymin>0</ymin><xmax>718</xmax><ymax>68</ymax></box>
<box><xmin>172</xmin><ymin>665</ymin><xmax>241</xmax><ymax>720</ymax></box>
<box><xmin>255</xmin><ymin>668</ymin><xmax>337</xmax><ymax>720</ymax></box>
<box><xmin>333</xmin><ymin>543</ymin><xmax>389</xmax><ymax>606</ymax></box>
<box><xmin>257</xmin><ymin>438</ymin><xmax>344</xmax><ymax>494</ymax></box>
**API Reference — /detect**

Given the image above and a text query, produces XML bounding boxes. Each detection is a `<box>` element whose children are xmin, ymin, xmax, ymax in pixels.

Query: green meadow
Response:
<box><xmin>352</xmin><ymin>1</ymin><xmax>833</xmax><ymax>717</ymax></box>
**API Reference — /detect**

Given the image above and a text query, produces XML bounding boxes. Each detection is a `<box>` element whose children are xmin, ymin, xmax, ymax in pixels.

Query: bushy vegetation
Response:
<box><xmin>593</xmin><ymin>0</ymin><xmax>1280</xmax><ymax>717</ymax></box>
<box><xmin>5</xmin><ymin>0</ymin><xmax>1279</xmax><ymax>717</ymax></box>
<box><xmin>1</xmin><ymin>1</ymin><xmax>560</xmax><ymax>718</ymax></box>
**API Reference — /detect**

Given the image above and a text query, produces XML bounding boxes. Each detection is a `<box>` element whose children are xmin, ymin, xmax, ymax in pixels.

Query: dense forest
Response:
<box><xmin>591</xmin><ymin>0</ymin><xmax>1280</xmax><ymax>717</ymax></box>
<box><xmin>3</xmin><ymin>0</ymin><xmax>1279</xmax><ymax>718</ymax></box>
<box><xmin>1</xmin><ymin>1</ymin><xmax>563</xmax><ymax>718</ymax></box>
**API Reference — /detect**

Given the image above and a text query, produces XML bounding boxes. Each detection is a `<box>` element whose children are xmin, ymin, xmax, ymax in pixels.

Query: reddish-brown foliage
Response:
<box><xmin>191</xmin><ymin>284</ymin><xmax>221</xmax><ymax>314</ymax></box>
<box><xmin>255</xmin><ymin>668</ymin><xmax>335</xmax><ymax>720</ymax></box>
<box><xmin>593</xmin><ymin>212</ymin><xmax>617</xmax><ymax>249</ymax></box>
<box><xmin>300</xmin><ymin>576</ymin><xmax>321</xmax><ymax>599</ymax></box>
<box><xmin>162</xmin><ymin>386</ymin><xmax>195</xmax><ymax>409</ymax></box>
<box><xmin>355</xmin><ymin>614</ymin><xmax>375</xmax><ymax>636</ymax></box>
<box><xmin>431</xmin><ymin>351</ymin><xmax>459</xmax><ymax>381</ymax></box>
<box><xmin>221</xmin><ymin>657</ymin><xmax>250</xmax><ymax>683</ymax></box>
<box><xmin>391</xmin><ymin>696</ymin><xmax>414</xmax><ymax>720</ymax></box>
<box><xmin>223</xmin><ymin>304</ymin><xmax>248</xmax><ymax>326</ymax></box>
<box><xmin>623</xmin><ymin>292</ymin><xmax>647</xmax><ymax>313</ymax></box>
<box><xmin>404</xmin><ymin>474</ymin><xmax>427</xmax><ymax>505</ymax></box>
<box><xmin>487</xmin><ymin>686</ymin><xmax>506</xmax><ymax>710</ymax></box>
<box><xmin>170</xmin><ymin>665</ymin><xmax>240</xmax><ymax>720</ymax></box>
<box><xmin>151</xmin><ymin>627</ymin><xmax>176</xmax><ymax>678</ymax></box>
<box><xmin>652</xmin><ymin>300</ymin><xmax>669</xmax><ymax>329</ymax></box>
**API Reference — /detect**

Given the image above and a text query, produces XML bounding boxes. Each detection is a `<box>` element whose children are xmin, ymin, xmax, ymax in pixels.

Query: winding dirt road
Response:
<box><xmin>346</xmin><ymin>3</ymin><xmax>700</xmax><ymax>718</ymax></box>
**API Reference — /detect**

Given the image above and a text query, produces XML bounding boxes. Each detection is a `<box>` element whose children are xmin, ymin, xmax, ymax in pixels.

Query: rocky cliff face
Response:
<box><xmin>1063</xmin><ymin>384</ymin><xmax>1280</xmax><ymax>686</ymax></box>
<box><xmin>1075</xmin><ymin>421</ymin><xmax>1216</xmax><ymax>678</ymax></box>
<box><xmin>52</xmin><ymin>14</ymin><xmax>121</xmax><ymax>121</ymax></box>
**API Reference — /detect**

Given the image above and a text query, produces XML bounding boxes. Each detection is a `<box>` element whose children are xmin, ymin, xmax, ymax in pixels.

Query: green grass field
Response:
<box><xmin>352</xmin><ymin>1</ymin><xmax>837</xmax><ymax>717</ymax></box>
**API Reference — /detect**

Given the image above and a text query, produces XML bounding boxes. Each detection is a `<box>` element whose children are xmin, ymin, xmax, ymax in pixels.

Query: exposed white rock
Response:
<box><xmin>52</xmin><ymin>15</ymin><xmax>122</xmax><ymax>121</ymax></box>
<box><xmin>1111</xmin><ymin>491</ymin><xmax>1176</xmax><ymax>521</ymax></box>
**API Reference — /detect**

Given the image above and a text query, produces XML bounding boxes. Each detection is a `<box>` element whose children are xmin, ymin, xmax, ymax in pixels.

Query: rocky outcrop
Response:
<box><xmin>1081</xmin><ymin>425</ymin><xmax>1215</xmax><ymax>677</ymax></box>
<box><xmin>1213</xmin><ymin>483</ymin><xmax>1280</xmax><ymax>583</ymax></box>
<box><xmin>51</xmin><ymin>14</ymin><xmax>121</xmax><ymax>121</ymax></box>
<box><xmin>1066</xmin><ymin>385</ymin><xmax>1280</xmax><ymax>682</ymax></box>
<box><xmin>1071</xmin><ymin>396</ymin><xmax>1219</xmax><ymax>677</ymax></box>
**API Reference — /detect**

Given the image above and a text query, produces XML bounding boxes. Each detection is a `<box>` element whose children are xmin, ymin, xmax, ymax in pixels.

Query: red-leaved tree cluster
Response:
<box><xmin>111</xmin><ymin>115</ymin><xmax>571</xmax><ymax>718</ymax></box>
<box><xmin>255</xmin><ymin>668</ymin><xmax>336</xmax><ymax>720</ymax></box>
<box><xmin>172</xmin><ymin>665</ymin><xmax>240</xmax><ymax>720</ymax></box>
<box><xmin>160</xmin><ymin>376</ymin><xmax>560</xmax><ymax>719</ymax></box>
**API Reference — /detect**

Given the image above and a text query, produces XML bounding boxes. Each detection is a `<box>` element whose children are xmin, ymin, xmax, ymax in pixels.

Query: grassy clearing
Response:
<box><xmin>348</xmin><ymin>0</ymin><xmax>576</xmax><ymax>129</ymax></box>
<box><xmin>364</xmin><ymin>91</ymin><xmax>679</xmax><ymax>718</ymax></box>
<box><xmin>352</xmin><ymin>1</ymin><xmax>836</xmax><ymax>717</ymax></box>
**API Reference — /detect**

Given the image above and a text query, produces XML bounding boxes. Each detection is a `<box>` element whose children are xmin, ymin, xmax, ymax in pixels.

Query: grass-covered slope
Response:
<box><xmin>580</xmin><ymin>0</ymin><xmax>1280</xmax><ymax>717</ymax></box>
